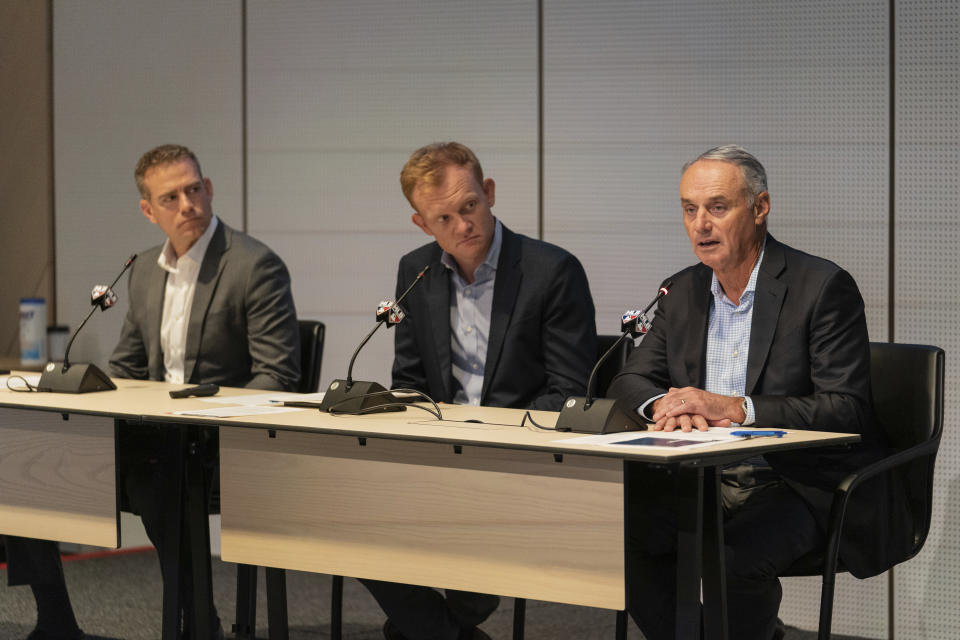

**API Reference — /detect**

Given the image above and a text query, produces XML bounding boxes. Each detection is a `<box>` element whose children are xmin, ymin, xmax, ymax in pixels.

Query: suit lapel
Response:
<box><xmin>746</xmin><ymin>236</ymin><xmax>787</xmax><ymax>394</ymax></box>
<box><xmin>685</xmin><ymin>265</ymin><xmax>713</xmax><ymax>387</ymax></box>
<box><xmin>481</xmin><ymin>227</ymin><xmax>521</xmax><ymax>403</ymax></box>
<box><xmin>183</xmin><ymin>222</ymin><xmax>229</xmax><ymax>383</ymax></box>
<box><xmin>146</xmin><ymin>261</ymin><xmax>168</xmax><ymax>381</ymax></box>
<box><xmin>424</xmin><ymin>259</ymin><xmax>453</xmax><ymax>400</ymax></box>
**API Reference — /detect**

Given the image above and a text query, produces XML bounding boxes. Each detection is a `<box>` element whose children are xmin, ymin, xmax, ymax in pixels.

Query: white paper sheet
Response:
<box><xmin>200</xmin><ymin>391</ymin><xmax>325</xmax><ymax>406</ymax></box>
<box><xmin>171</xmin><ymin>405</ymin><xmax>306</xmax><ymax>418</ymax></box>
<box><xmin>556</xmin><ymin>428</ymin><xmax>743</xmax><ymax>450</ymax></box>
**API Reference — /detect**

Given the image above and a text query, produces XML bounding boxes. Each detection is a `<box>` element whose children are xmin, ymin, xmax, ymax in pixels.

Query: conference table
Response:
<box><xmin>0</xmin><ymin>377</ymin><xmax>859</xmax><ymax>640</ymax></box>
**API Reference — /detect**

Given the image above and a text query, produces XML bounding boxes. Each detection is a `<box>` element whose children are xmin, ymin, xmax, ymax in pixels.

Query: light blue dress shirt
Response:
<box><xmin>639</xmin><ymin>241</ymin><xmax>764</xmax><ymax>425</ymax></box>
<box><xmin>704</xmin><ymin>242</ymin><xmax>765</xmax><ymax>426</ymax></box>
<box><xmin>442</xmin><ymin>219</ymin><xmax>503</xmax><ymax>405</ymax></box>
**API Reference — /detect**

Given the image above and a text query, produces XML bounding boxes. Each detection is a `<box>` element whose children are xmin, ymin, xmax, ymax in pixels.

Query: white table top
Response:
<box><xmin>0</xmin><ymin>375</ymin><xmax>860</xmax><ymax>465</ymax></box>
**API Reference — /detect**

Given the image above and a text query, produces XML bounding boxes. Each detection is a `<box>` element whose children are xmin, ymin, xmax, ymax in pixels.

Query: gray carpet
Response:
<box><xmin>0</xmin><ymin>549</ymin><xmax>869</xmax><ymax>640</ymax></box>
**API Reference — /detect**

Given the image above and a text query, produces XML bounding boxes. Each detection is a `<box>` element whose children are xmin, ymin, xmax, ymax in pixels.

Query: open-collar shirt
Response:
<box><xmin>442</xmin><ymin>219</ymin><xmax>503</xmax><ymax>405</ymax></box>
<box><xmin>158</xmin><ymin>216</ymin><xmax>219</xmax><ymax>384</ymax></box>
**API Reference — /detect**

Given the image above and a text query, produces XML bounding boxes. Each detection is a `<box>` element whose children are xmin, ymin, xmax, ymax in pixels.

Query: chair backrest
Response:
<box><xmin>870</xmin><ymin>342</ymin><xmax>945</xmax><ymax>447</ymax></box>
<box><xmin>593</xmin><ymin>334</ymin><xmax>634</xmax><ymax>398</ymax></box>
<box><xmin>869</xmin><ymin>341</ymin><xmax>945</xmax><ymax>556</ymax></box>
<box><xmin>298</xmin><ymin>320</ymin><xmax>326</xmax><ymax>394</ymax></box>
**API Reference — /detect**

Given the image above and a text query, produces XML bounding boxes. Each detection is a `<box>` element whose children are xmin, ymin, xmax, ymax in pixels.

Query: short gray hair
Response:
<box><xmin>683</xmin><ymin>145</ymin><xmax>768</xmax><ymax>204</ymax></box>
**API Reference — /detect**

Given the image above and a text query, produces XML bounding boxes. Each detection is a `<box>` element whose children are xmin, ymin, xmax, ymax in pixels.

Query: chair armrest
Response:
<box><xmin>835</xmin><ymin>435</ymin><xmax>941</xmax><ymax>496</ymax></box>
<box><xmin>819</xmin><ymin>434</ymin><xmax>941</xmax><ymax>580</ymax></box>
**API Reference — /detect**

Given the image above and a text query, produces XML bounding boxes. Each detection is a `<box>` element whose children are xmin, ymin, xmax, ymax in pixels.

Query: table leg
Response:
<box><xmin>266</xmin><ymin>567</ymin><xmax>289</xmax><ymax>640</ymax></box>
<box><xmin>701</xmin><ymin>467</ymin><xmax>727</xmax><ymax>640</ymax></box>
<box><xmin>161</xmin><ymin>429</ymin><xmax>185</xmax><ymax>640</ymax></box>
<box><xmin>331</xmin><ymin>575</ymin><xmax>344</xmax><ymax>640</ymax></box>
<box><xmin>615</xmin><ymin>610</ymin><xmax>628</xmax><ymax>640</ymax></box>
<box><xmin>234</xmin><ymin>565</ymin><xmax>258</xmax><ymax>639</ymax></box>
<box><xmin>674</xmin><ymin>466</ymin><xmax>703</xmax><ymax>640</ymax></box>
<box><xmin>512</xmin><ymin>597</ymin><xmax>526</xmax><ymax>640</ymax></box>
<box><xmin>186</xmin><ymin>427</ymin><xmax>214</xmax><ymax>639</ymax></box>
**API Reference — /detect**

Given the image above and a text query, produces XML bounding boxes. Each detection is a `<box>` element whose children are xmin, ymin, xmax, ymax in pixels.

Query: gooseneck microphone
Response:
<box><xmin>555</xmin><ymin>280</ymin><xmax>672</xmax><ymax>434</ymax></box>
<box><xmin>318</xmin><ymin>264</ymin><xmax>431</xmax><ymax>413</ymax></box>
<box><xmin>344</xmin><ymin>265</ymin><xmax>429</xmax><ymax>389</ymax></box>
<box><xmin>37</xmin><ymin>254</ymin><xmax>138</xmax><ymax>393</ymax></box>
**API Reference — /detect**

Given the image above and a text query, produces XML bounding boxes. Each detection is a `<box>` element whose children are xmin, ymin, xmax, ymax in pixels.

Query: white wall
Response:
<box><xmin>51</xmin><ymin>1</ymin><xmax>960</xmax><ymax>637</ymax></box>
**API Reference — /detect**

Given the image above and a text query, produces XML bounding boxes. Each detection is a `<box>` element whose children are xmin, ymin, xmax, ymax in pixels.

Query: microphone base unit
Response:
<box><xmin>37</xmin><ymin>362</ymin><xmax>117</xmax><ymax>393</ymax></box>
<box><xmin>554</xmin><ymin>397</ymin><xmax>646</xmax><ymax>434</ymax></box>
<box><xmin>318</xmin><ymin>379</ymin><xmax>405</xmax><ymax>414</ymax></box>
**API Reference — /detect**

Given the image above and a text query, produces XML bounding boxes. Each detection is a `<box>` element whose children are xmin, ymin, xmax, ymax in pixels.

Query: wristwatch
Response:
<box><xmin>740</xmin><ymin>397</ymin><xmax>749</xmax><ymax>423</ymax></box>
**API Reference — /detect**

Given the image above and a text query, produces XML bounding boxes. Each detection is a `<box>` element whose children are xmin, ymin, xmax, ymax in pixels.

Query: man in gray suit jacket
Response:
<box><xmin>4</xmin><ymin>144</ymin><xmax>299</xmax><ymax>640</ymax></box>
<box><xmin>113</xmin><ymin>144</ymin><xmax>300</xmax><ymax>637</ymax></box>
<box><xmin>364</xmin><ymin>142</ymin><xmax>597</xmax><ymax>640</ymax></box>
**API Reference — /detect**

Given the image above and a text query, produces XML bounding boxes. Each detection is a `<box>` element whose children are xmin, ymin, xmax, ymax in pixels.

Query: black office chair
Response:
<box><xmin>234</xmin><ymin>319</ymin><xmax>325</xmax><ymax>640</ymax></box>
<box><xmin>297</xmin><ymin>320</ymin><xmax>326</xmax><ymax>393</ymax></box>
<box><xmin>512</xmin><ymin>333</ymin><xmax>634</xmax><ymax>640</ymax></box>
<box><xmin>781</xmin><ymin>342</ymin><xmax>944</xmax><ymax>639</ymax></box>
<box><xmin>580</xmin><ymin>342</ymin><xmax>943</xmax><ymax>640</ymax></box>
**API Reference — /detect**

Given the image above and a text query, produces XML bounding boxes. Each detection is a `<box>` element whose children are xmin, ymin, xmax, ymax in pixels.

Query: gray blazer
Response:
<box><xmin>109</xmin><ymin>220</ymin><xmax>300</xmax><ymax>391</ymax></box>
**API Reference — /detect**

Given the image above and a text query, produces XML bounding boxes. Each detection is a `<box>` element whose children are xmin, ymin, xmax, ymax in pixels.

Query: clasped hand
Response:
<box><xmin>650</xmin><ymin>387</ymin><xmax>745</xmax><ymax>432</ymax></box>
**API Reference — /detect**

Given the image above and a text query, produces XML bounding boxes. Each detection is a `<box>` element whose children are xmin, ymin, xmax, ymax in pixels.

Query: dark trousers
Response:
<box><xmin>118</xmin><ymin>421</ymin><xmax>220</xmax><ymax>632</ymax></box>
<box><xmin>4</xmin><ymin>536</ymin><xmax>64</xmax><ymax>587</ymax></box>
<box><xmin>360</xmin><ymin>579</ymin><xmax>500</xmax><ymax>640</ymax></box>
<box><xmin>626</xmin><ymin>462</ymin><xmax>824</xmax><ymax>640</ymax></box>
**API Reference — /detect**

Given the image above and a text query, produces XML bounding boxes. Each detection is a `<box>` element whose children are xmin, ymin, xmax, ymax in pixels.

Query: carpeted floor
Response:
<box><xmin>0</xmin><ymin>548</ymin><xmax>871</xmax><ymax>640</ymax></box>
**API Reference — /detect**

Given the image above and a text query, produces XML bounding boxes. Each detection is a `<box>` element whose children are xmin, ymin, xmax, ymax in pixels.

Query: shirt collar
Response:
<box><xmin>710</xmin><ymin>235</ymin><xmax>767</xmax><ymax>305</ymax></box>
<box><xmin>440</xmin><ymin>218</ymin><xmax>502</xmax><ymax>277</ymax></box>
<box><xmin>157</xmin><ymin>215</ymin><xmax>219</xmax><ymax>274</ymax></box>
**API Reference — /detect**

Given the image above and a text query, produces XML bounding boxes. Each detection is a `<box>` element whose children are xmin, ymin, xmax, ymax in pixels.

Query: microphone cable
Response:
<box><xmin>326</xmin><ymin>387</ymin><xmax>444</xmax><ymax>420</ymax></box>
<box><xmin>5</xmin><ymin>375</ymin><xmax>38</xmax><ymax>392</ymax></box>
<box><xmin>521</xmin><ymin>410</ymin><xmax>556</xmax><ymax>431</ymax></box>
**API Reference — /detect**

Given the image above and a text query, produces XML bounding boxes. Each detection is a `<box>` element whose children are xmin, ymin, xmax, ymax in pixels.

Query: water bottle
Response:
<box><xmin>19</xmin><ymin>298</ymin><xmax>47</xmax><ymax>366</ymax></box>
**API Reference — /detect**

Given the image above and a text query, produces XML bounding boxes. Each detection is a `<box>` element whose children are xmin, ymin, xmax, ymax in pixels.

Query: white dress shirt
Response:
<box><xmin>158</xmin><ymin>216</ymin><xmax>219</xmax><ymax>383</ymax></box>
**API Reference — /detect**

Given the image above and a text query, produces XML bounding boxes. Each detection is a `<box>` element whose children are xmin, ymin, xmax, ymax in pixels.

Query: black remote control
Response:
<box><xmin>169</xmin><ymin>383</ymin><xmax>220</xmax><ymax>399</ymax></box>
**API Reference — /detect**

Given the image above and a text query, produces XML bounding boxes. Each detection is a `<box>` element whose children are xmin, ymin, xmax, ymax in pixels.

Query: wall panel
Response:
<box><xmin>893</xmin><ymin>2</ymin><xmax>960</xmax><ymax>639</ymax></box>
<box><xmin>0</xmin><ymin>1</ymin><xmax>54</xmax><ymax>361</ymax></box>
<box><xmin>246</xmin><ymin>0</ymin><xmax>538</xmax><ymax>385</ymax></box>
<box><xmin>53</xmin><ymin>0</ymin><xmax>242</xmax><ymax>366</ymax></box>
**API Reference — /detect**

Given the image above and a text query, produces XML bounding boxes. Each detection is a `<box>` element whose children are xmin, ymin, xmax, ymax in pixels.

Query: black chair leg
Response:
<box><xmin>331</xmin><ymin>575</ymin><xmax>344</xmax><ymax>640</ymax></box>
<box><xmin>266</xmin><ymin>567</ymin><xmax>289</xmax><ymax>640</ymax></box>
<box><xmin>817</xmin><ymin>570</ymin><xmax>837</xmax><ymax>640</ymax></box>
<box><xmin>512</xmin><ymin>597</ymin><xmax>526</xmax><ymax>640</ymax></box>
<box><xmin>234</xmin><ymin>564</ymin><xmax>258</xmax><ymax>639</ymax></box>
<box><xmin>615</xmin><ymin>610</ymin><xmax>628</xmax><ymax>640</ymax></box>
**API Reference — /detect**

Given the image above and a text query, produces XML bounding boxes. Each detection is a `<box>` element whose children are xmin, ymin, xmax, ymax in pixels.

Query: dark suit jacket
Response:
<box><xmin>109</xmin><ymin>220</ymin><xmax>300</xmax><ymax>392</ymax></box>
<box><xmin>392</xmin><ymin>224</ymin><xmax>597</xmax><ymax>411</ymax></box>
<box><xmin>608</xmin><ymin>235</ymin><xmax>906</xmax><ymax>578</ymax></box>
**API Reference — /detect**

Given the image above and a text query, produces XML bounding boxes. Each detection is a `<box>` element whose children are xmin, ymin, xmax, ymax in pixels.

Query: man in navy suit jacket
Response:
<box><xmin>365</xmin><ymin>142</ymin><xmax>597</xmax><ymax>640</ymax></box>
<box><xmin>608</xmin><ymin>145</ymin><xmax>904</xmax><ymax>640</ymax></box>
